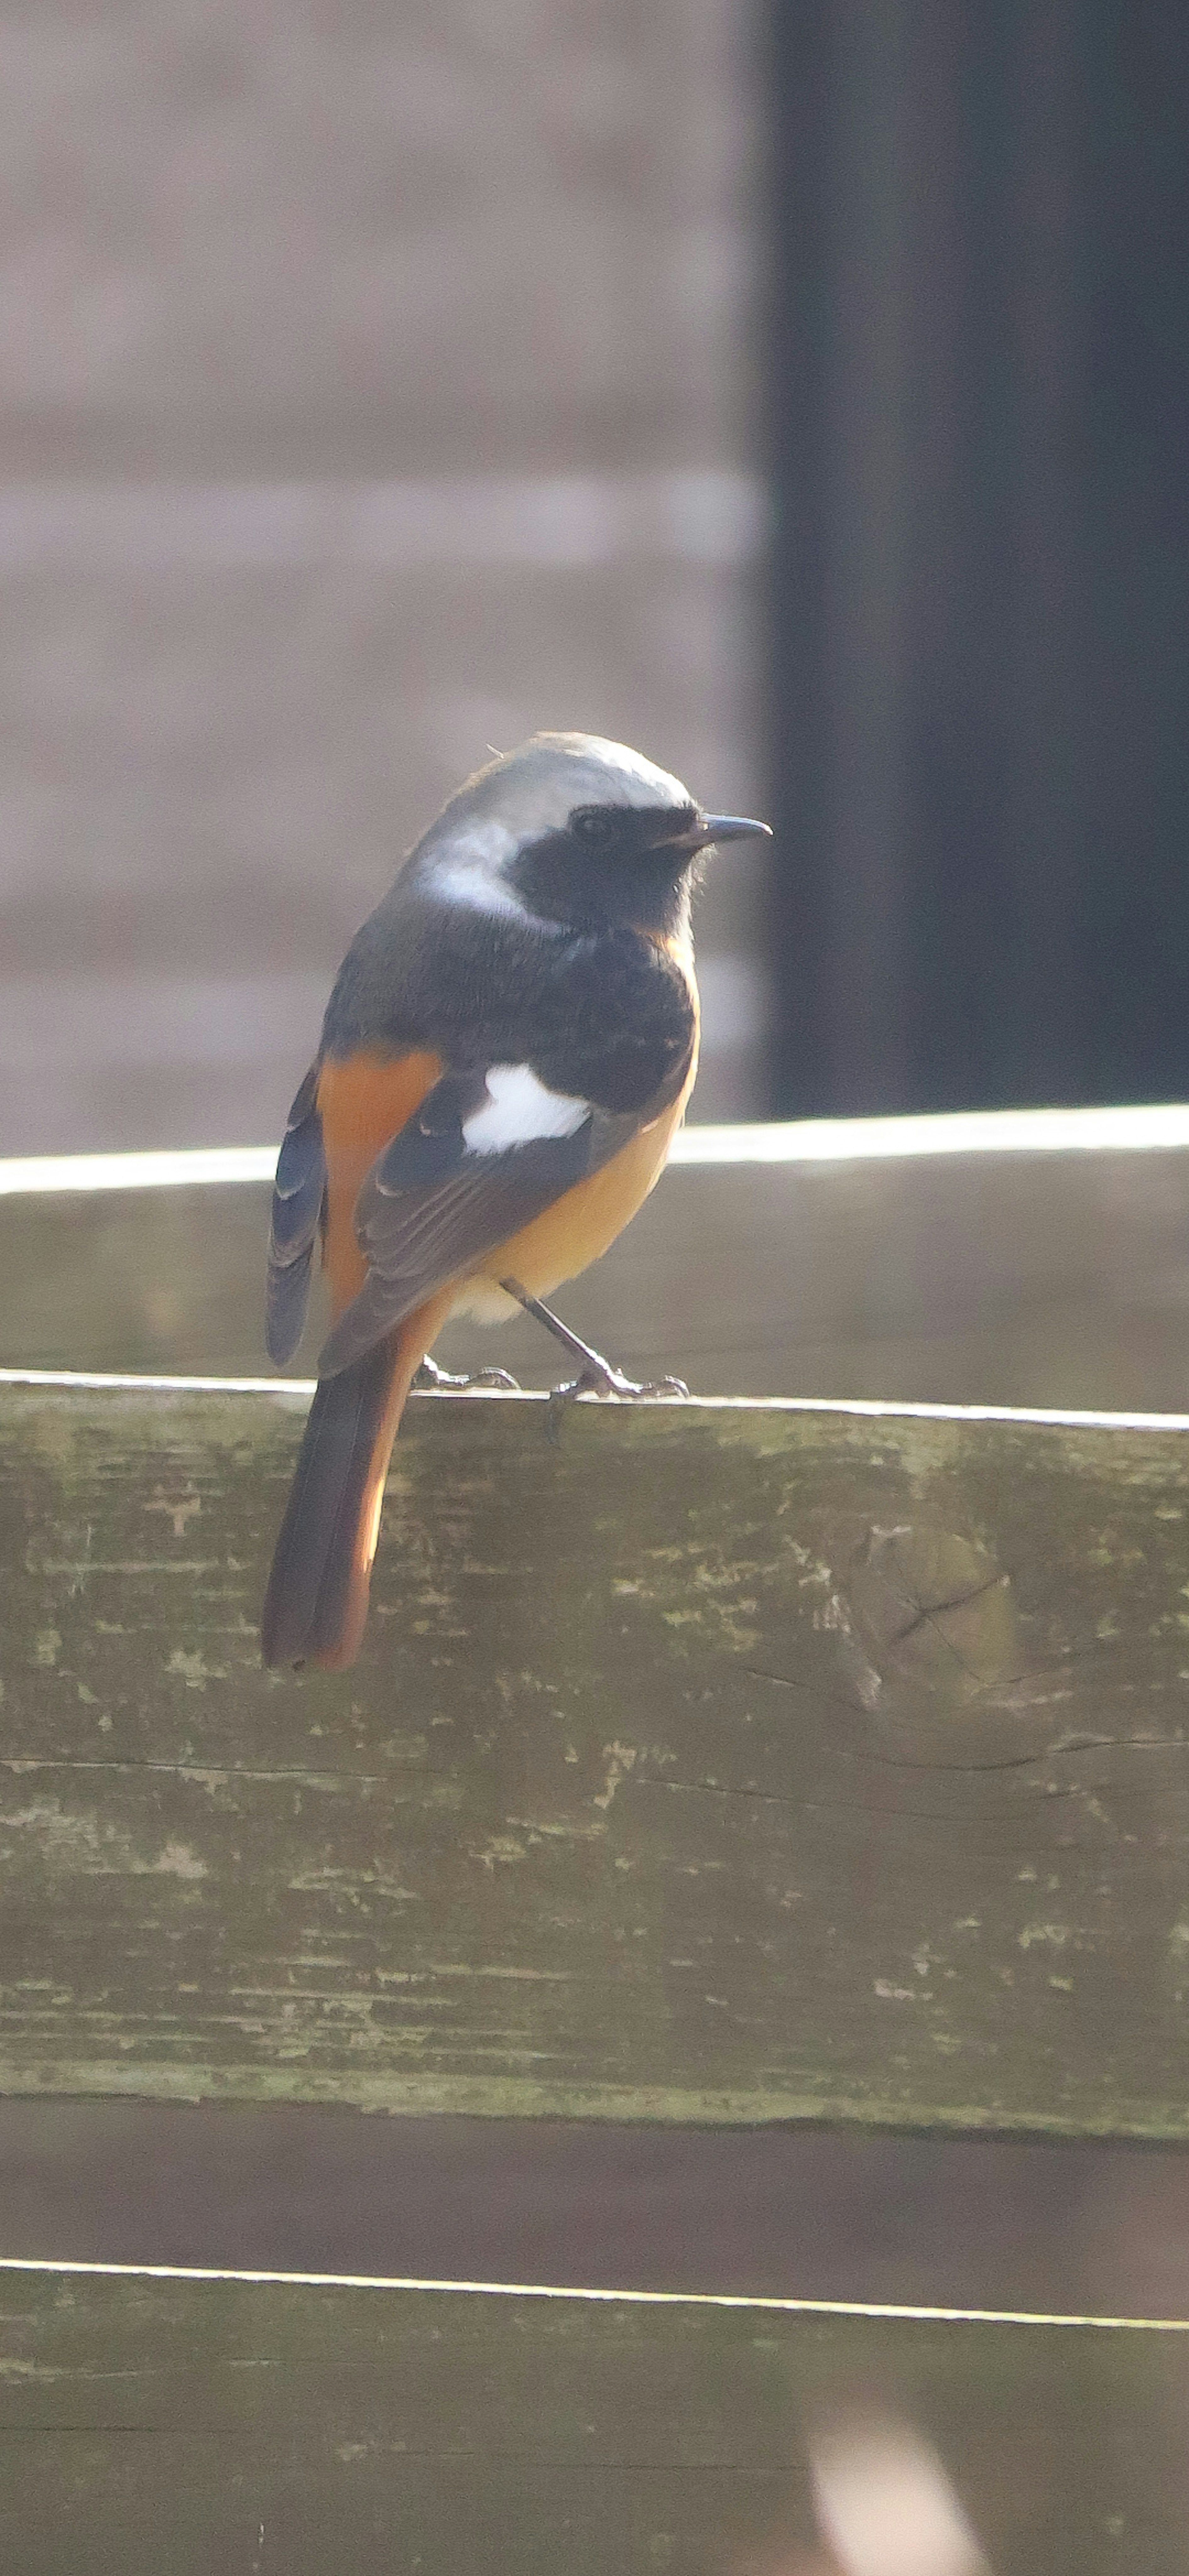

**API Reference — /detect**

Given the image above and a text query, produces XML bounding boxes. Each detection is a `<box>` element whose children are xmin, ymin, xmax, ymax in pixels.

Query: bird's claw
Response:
<box><xmin>545</xmin><ymin>1364</ymin><xmax>688</xmax><ymax>1435</ymax></box>
<box><xmin>413</xmin><ymin>1356</ymin><xmax>520</xmax><ymax>1393</ymax></box>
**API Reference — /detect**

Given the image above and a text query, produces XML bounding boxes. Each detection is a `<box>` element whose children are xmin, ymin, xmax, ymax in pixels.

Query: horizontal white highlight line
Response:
<box><xmin>0</xmin><ymin>473</ymin><xmax>765</xmax><ymax>571</ymax></box>
<box><xmin>3</xmin><ymin>1368</ymin><xmax>1189</xmax><ymax>1434</ymax></box>
<box><xmin>672</xmin><ymin>1103</ymin><xmax>1189</xmax><ymax>1161</ymax></box>
<box><xmin>0</xmin><ymin>2253</ymin><xmax>1183</xmax><ymax>2330</ymax></box>
<box><xmin>0</xmin><ymin>1147</ymin><xmax>281</xmax><ymax>1194</ymax></box>
<box><xmin>4</xmin><ymin>1102</ymin><xmax>1189</xmax><ymax>1195</ymax></box>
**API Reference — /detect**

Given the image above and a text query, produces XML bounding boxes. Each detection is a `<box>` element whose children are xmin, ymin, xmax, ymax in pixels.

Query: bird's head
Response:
<box><xmin>413</xmin><ymin>732</ymin><xmax>771</xmax><ymax>937</ymax></box>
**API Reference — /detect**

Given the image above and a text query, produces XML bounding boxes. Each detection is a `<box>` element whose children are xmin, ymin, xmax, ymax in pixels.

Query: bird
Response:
<box><xmin>261</xmin><ymin>731</ymin><xmax>771</xmax><ymax>1670</ymax></box>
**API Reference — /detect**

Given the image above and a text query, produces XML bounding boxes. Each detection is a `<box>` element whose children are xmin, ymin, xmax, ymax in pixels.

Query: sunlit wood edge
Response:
<box><xmin>1</xmin><ymin>1363</ymin><xmax>1189</xmax><ymax>1434</ymax></box>
<box><xmin>5</xmin><ymin>1102</ymin><xmax>1189</xmax><ymax>1196</ymax></box>
<box><xmin>0</xmin><ymin>2253</ymin><xmax>1183</xmax><ymax>2332</ymax></box>
<box><xmin>3</xmin><ymin>1364</ymin><xmax>1189</xmax><ymax>1432</ymax></box>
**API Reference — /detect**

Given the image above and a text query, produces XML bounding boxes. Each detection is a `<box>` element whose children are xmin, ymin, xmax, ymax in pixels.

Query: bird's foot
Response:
<box><xmin>552</xmin><ymin>1363</ymin><xmax>689</xmax><ymax>1401</ymax></box>
<box><xmin>499</xmin><ymin>1275</ymin><xmax>689</xmax><ymax>1421</ymax></box>
<box><xmin>412</xmin><ymin>1355</ymin><xmax>520</xmax><ymax>1393</ymax></box>
<box><xmin>545</xmin><ymin>1362</ymin><xmax>688</xmax><ymax>1436</ymax></box>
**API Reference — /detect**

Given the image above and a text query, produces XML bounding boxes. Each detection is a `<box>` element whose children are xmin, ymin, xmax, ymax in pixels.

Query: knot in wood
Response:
<box><xmin>846</xmin><ymin>1525</ymin><xmax>1017</xmax><ymax>1709</ymax></box>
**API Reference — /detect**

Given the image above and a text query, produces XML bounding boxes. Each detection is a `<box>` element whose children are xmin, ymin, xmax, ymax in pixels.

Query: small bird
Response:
<box><xmin>261</xmin><ymin>732</ymin><xmax>770</xmax><ymax>1669</ymax></box>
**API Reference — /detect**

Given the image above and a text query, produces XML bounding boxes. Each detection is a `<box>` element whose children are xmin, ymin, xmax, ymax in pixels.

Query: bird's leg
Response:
<box><xmin>498</xmin><ymin>1277</ymin><xmax>689</xmax><ymax>1403</ymax></box>
<box><xmin>412</xmin><ymin>1354</ymin><xmax>519</xmax><ymax>1392</ymax></box>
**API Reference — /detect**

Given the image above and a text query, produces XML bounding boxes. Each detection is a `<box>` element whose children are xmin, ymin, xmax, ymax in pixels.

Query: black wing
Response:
<box><xmin>265</xmin><ymin>1065</ymin><xmax>326</xmax><ymax>1364</ymax></box>
<box><xmin>315</xmin><ymin>1066</ymin><xmax>646</xmax><ymax>1376</ymax></box>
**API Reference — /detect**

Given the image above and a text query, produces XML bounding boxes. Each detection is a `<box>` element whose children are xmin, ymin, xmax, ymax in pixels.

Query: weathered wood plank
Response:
<box><xmin>0</xmin><ymin>2262</ymin><xmax>1183</xmax><ymax>2575</ymax></box>
<box><xmin>4</xmin><ymin>1373</ymin><xmax>1189</xmax><ymax>2132</ymax></box>
<box><xmin>6</xmin><ymin>1128</ymin><xmax>1189</xmax><ymax>1407</ymax></box>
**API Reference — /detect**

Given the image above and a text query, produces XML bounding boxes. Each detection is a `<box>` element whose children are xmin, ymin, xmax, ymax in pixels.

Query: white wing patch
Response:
<box><xmin>462</xmin><ymin>1064</ymin><xmax>590</xmax><ymax>1154</ymax></box>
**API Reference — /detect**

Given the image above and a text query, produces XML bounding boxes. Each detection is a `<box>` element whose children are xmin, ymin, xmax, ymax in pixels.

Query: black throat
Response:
<box><xmin>508</xmin><ymin>804</ymin><xmax>701</xmax><ymax>936</ymax></box>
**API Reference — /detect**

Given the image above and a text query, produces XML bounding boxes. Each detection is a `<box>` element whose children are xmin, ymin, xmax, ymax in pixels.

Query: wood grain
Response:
<box><xmin>3</xmin><ymin>1373</ymin><xmax>1189</xmax><ymax>2133</ymax></box>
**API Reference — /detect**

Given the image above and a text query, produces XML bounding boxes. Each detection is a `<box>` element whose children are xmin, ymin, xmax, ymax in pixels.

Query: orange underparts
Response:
<box><xmin>316</xmin><ymin>1047</ymin><xmax>442</xmax><ymax>1315</ymax></box>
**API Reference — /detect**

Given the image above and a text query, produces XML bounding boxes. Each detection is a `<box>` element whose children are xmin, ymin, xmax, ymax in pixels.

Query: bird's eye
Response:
<box><xmin>569</xmin><ymin>805</ymin><xmax>619</xmax><ymax>846</ymax></box>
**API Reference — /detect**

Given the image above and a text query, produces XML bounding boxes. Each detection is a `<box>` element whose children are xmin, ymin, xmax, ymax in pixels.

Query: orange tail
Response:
<box><xmin>262</xmin><ymin>1301</ymin><xmax>444</xmax><ymax>1670</ymax></box>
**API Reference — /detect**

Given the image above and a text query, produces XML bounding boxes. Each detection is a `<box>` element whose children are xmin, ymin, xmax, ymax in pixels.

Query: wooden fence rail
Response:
<box><xmin>3</xmin><ymin>1120</ymin><xmax>1189</xmax><ymax>2568</ymax></box>
<box><xmin>3</xmin><ymin>1368</ymin><xmax>1189</xmax><ymax>2136</ymax></box>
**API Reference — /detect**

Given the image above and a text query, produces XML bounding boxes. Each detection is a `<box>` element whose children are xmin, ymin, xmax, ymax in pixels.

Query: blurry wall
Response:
<box><xmin>0</xmin><ymin>0</ymin><xmax>766</xmax><ymax>1155</ymax></box>
<box><xmin>768</xmin><ymin>0</ymin><xmax>1189</xmax><ymax>1120</ymax></box>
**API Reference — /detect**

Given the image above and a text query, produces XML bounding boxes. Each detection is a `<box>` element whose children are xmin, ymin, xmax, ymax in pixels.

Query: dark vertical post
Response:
<box><xmin>1081</xmin><ymin>2</ymin><xmax>1189</xmax><ymax>1103</ymax></box>
<box><xmin>820</xmin><ymin>0</ymin><xmax>914</xmax><ymax>1112</ymax></box>
<box><xmin>1001</xmin><ymin>0</ymin><xmax>1084</xmax><ymax>1102</ymax></box>
<box><xmin>766</xmin><ymin>0</ymin><xmax>834</xmax><ymax>1115</ymax></box>
<box><xmin>765</xmin><ymin>0</ymin><xmax>1189</xmax><ymax>1118</ymax></box>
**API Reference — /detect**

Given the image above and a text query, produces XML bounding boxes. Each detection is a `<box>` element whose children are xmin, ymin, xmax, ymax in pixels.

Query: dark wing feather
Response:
<box><xmin>316</xmin><ymin>1069</ymin><xmax>639</xmax><ymax>1377</ymax></box>
<box><xmin>266</xmin><ymin>1064</ymin><xmax>326</xmax><ymax>1364</ymax></box>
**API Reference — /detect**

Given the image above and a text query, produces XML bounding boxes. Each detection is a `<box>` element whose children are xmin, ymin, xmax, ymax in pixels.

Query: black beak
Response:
<box><xmin>699</xmin><ymin>814</ymin><xmax>773</xmax><ymax>848</ymax></box>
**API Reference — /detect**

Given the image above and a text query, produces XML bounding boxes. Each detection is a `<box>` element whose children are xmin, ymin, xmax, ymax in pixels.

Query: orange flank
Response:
<box><xmin>316</xmin><ymin>1047</ymin><xmax>442</xmax><ymax>1314</ymax></box>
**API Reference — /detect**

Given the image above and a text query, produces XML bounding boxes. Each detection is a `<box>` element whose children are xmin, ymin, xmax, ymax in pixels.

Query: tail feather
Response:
<box><xmin>262</xmin><ymin>1306</ymin><xmax>440</xmax><ymax>1670</ymax></box>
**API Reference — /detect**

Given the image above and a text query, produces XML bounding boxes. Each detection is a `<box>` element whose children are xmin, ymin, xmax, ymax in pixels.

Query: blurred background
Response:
<box><xmin>2</xmin><ymin>1</ymin><xmax>1188</xmax><ymax>1157</ymax></box>
<box><xmin>0</xmin><ymin>0</ymin><xmax>765</xmax><ymax>1152</ymax></box>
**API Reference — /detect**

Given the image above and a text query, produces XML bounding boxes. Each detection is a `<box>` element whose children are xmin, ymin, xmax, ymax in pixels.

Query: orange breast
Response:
<box><xmin>316</xmin><ymin>1048</ymin><xmax>442</xmax><ymax>1315</ymax></box>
